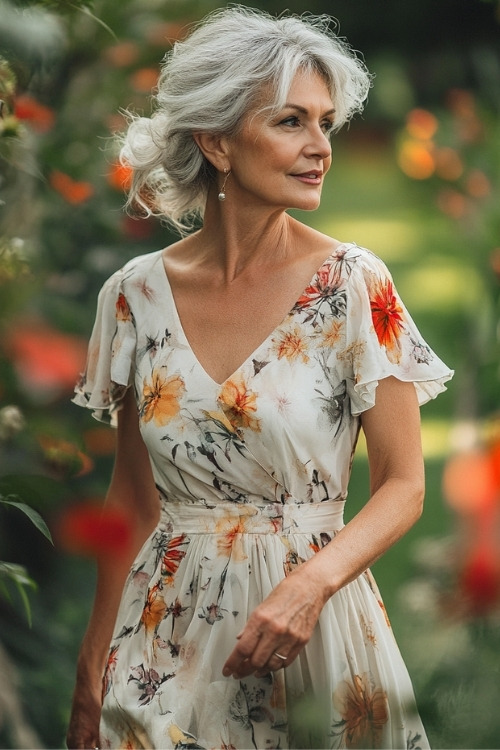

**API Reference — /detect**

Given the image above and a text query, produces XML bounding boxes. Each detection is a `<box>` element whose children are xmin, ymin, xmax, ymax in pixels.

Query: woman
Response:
<box><xmin>68</xmin><ymin>6</ymin><xmax>453</xmax><ymax>749</ymax></box>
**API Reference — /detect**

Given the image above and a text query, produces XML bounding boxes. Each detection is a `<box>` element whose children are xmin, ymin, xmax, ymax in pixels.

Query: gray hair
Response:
<box><xmin>120</xmin><ymin>5</ymin><xmax>372</xmax><ymax>234</ymax></box>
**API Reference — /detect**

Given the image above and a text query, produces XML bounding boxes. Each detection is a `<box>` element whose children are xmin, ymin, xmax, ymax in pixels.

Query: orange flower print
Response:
<box><xmin>322</xmin><ymin>319</ymin><xmax>344</xmax><ymax>348</ymax></box>
<box><xmin>333</xmin><ymin>673</ymin><xmax>389</xmax><ymax>749</ymax></box>
<box><xmin>272</xmin><ymin>325</ymin><xmax>309</xmax><ymax>363</ymax></box>
<box><xmin>140</xmin><ymin>581</ymin><xmax>167</xmax><ymax>636</ymax></box>
<box><xmin>115</xmin><ymin>292</ymin><xmax>132</xmax><ymax>321</ymax></box>
<box><xmin>218</xmin><ymin>376</ymin><xmax>261</xmax><ymax>432</ymax></box>
<box><xmin>102</xmin><ymin>645</ymin><xmax>119</xmax><ymax>698</ymax></box>
<box><xmin>215</xmin><ymin>517</ymin><xmax>248</xmax><ymax>562</ymax></box>
<box><xmin>296</xmin><ymin>262</ymin><xmax>342</xmax><ymax>309</ymax></box>
<box><xmin>161</xmin><ymin>534</ymin><xmax>188</xmax><ymax>584</ymax></box>
<box><xmin>369</xmin><ymin>277</ymin><xmax>405</xmax><ymax>364</ymax></box>
<box><xmin>140</xmin><ymin>368</ymin><xmax>185</xmax><ymax>426</ymax></box>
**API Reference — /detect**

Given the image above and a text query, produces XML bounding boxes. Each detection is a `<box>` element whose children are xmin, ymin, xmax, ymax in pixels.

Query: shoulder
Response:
<box><xmin>99</xmin><ymin>249</ymin><xmax>164</xmax><ymax>298</ymax></box>
<box><xmin>330</xmin><ymin>243</ymin><xmax>395</xmax><ymax>297</ymax></box>
<box><xmin>337</xmin><ymin>243</ymin><xmax>392</xmax><ymax>277</ymax></box>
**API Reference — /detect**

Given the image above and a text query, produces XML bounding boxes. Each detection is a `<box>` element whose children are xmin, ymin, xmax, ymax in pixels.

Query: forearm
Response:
<box><xmin>297</xmin><ymin>475</ymin><xmax>424</xmax><ymax>603</ymax></box>
<box><xmin>77</xmin><ymin>508</ymin><xmax>157</xmax><ymax>676</ymax></box>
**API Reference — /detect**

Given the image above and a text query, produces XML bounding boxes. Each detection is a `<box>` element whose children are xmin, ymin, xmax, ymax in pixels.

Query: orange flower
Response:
<box><xmin>218</xmin><ymin>376</ymin><xmax>260</xmax><ymax>432</ymax></box>
<box><xmin>369</xmin><ymin>278</ymin><xmax>404</xmax><ymax>363</ymax></box>
<box><xmin>273</xmin><ymin>325</ymin><xmax>309</xmax><ymax>363</ymax></box>
<box><xmin>405</xmin><ymin>108</ymin><xmax>438</xmax><ymax>140</ymax></box>
<box><xmin>333</xmin><ymin>673</ymin><xmax>389</xmax><ymax>749</ymax></box>
<box><xmin>130</xmin><ymin>67</ymin><xmax>159</xmax><ymax>92</ymax></box>
<box><xmin>397</xmin><ymin>140</ymin><xmax>435</xmax><ymax>180</ymax></box>
<box><xmin>161</xmin><ymin>534</ymin><xmax>188</xmax><ymax>583</ymax></box>
<box><xmin>115</xmin><ymin>292</ymin><xmax>132</xmax><ymax>321</ymax></box>
<box><xmin>14</xmin><ymin>94</ymin><xmax>55</xmax><ymax>133</ymax></box>
<box><xmin>140</xmin><ymin>368</ymin><xmax>185</xmax><ymax>426</ymax></box>
<box><xmin>6</xmin><ymin>319</ymin><xmax>87</xmax><ymax>392</ymax></box>
<box><xmin>107</xmin><ymin>162</ymin><xmax>133</xmax><ymax>191</ymax></box>
<box><xmin>49</xmin><ymin>170</ymin><xmax>94</xmax><ymax>204</ymax></box>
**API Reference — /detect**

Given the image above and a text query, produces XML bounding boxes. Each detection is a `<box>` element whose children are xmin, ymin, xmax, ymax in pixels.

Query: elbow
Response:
<box><xmin>409</xmin><ymin>476</ymin><xmax>425</xmax><ymax>524</ymax></box>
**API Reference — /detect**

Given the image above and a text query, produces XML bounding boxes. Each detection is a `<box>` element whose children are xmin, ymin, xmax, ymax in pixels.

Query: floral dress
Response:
<box><xmin>73</xmin><ymin>242</ymin><xmax>452</xmax><ymax>750</ymax></box>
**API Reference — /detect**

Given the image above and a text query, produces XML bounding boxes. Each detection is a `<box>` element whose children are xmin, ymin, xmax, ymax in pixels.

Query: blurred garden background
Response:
<box><xmin>0</xmin><ymin>0</ymin><xmax>499</xmax><ymax>747</ymax></box>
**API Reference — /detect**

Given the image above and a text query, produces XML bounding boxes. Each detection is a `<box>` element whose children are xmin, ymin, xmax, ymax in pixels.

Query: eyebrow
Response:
<box><xmin>283</xmin><ymin>103</ymin><xmax>336</xmax><ymax>116</ymax></box>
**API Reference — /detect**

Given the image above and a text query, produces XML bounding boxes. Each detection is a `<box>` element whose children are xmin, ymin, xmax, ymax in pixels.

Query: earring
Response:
<box><xmin>218</xmin><ymin>168</ymin><xmax>230</xmax><ymax>201</ymax></box>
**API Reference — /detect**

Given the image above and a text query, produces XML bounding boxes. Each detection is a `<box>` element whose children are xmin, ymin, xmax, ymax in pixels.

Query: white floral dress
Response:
<box><xmin>73</xmin><ymin>242</ymin><xmax>452</xmax><ymax>750</ymax></box>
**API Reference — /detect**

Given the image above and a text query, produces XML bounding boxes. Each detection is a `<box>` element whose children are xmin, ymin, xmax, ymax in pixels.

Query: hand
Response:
<box><xmin>66</xmin><ymin>685</ymin><xmax>101</xmax><ymax>750</ymax></box>
<box><xmin>222</xmin><ymin>567</ymin><xmax>327</xmax><ymax>679</ymax></box>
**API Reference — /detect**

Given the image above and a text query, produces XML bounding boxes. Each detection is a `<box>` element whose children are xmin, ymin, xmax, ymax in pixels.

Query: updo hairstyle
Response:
<box><xmin>120</xmin><ymin>5</ymin><xmax>371</xmax><ymax>233</ymax></box>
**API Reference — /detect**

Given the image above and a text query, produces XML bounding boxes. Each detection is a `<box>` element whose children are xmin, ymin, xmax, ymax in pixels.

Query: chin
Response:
<box><xmin>290</xmin><ymin>198</ymin><xmax>322</xmax><ymax>212</ymax></box>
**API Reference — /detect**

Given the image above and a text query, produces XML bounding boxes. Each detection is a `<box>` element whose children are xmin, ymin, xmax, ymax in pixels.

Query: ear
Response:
<box><xmin>193</xmin><ymin>131</ymin><xmax>230</xmax><ymax>171</ymax></box>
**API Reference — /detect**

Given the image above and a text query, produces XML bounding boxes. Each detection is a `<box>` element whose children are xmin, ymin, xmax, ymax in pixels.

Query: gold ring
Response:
<box><xmin>273</xmin><ymin>651</ymin><xmax>287</xmax><ymax>660</ymax></box>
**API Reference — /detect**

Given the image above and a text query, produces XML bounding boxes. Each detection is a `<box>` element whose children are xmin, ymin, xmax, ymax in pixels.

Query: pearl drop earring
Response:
<box><xmin>218</xmin><ymin>168</ymin><xmax>230</xmax><ymax>201</ymax></box>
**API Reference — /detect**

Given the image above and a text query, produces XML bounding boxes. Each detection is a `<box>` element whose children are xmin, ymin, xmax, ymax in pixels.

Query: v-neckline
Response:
<box><xmin>156</xmin><ymin>242</ymin><xmax>351</xmax><ymax>387</ymax></box>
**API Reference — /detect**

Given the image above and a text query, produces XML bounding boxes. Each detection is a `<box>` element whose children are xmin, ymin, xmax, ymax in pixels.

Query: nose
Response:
<box><xmin>304</xmin><ymin>124</ymin><xmax>332</xmax><ymax>162</ymax></box>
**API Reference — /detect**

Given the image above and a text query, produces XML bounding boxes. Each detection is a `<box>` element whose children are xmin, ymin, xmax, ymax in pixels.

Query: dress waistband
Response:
<box><xmin>159</xmin><ymin>499</ymin><xmax>345</xmax><ymax>535</ymax></box>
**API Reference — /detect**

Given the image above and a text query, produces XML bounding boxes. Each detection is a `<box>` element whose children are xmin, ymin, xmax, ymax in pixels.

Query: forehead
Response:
<box><xmin>252</xmin><ymin>69</ymin><xmax>333</xmax><ymax>117</ymax></box>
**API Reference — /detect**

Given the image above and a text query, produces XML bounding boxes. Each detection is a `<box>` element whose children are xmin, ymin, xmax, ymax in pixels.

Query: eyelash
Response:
<box><xmin>279</xmin><ymin>116</ymin><xmax>334</xmax><ymax>136</ymax></box>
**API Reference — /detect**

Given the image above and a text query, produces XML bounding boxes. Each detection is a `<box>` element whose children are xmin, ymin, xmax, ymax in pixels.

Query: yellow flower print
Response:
<box><xmin>272</xmin><ymin>325</ymin><xmax>309</xmax><ymax>363</ymax></box>
<box><xmin>321</xmin><ymin>319</ymin><xmax>344</xmax><ymax>348</ymax></box>
<box><xmin>218</xmin><ymin>375</ymin><xmax>261</xmax><ymax>432</ymax></box>
<box><xmin>140</xmin><ymin>368</ymin><xmax>185</xmax><ymax>426</ymax></box>
<box><xmin>333</xmin><ymin>673</ymin><xmax>389</xmax><ymax>749</ymax></box>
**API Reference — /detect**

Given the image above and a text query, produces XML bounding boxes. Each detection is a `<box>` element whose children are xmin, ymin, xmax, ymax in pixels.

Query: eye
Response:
<box><xmin>321</xmin><ymin>120</ymin><xmax>335</xmax><ymax>136</ymax></box>
<box><xmin>279</xmin><ymin>115</ymin><xmax>301</xmax><ymax>128</ymax></box>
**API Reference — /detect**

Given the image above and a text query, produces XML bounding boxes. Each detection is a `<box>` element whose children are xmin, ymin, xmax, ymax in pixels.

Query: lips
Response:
<box><xmin>291</xmin><ymin>170</ymin><xmax>323</xmax><ymax>185</ymax></box>
<box><xmin>294</xmin><ymin>171</ymin><xmax>323</xmax><ymax>178</ymax></box>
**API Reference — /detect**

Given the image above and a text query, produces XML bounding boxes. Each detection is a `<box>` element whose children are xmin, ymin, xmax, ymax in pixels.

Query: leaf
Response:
<box><xmin>0</xmin><ymin>498</ymin><xmax>53</xmax><ymax>544</ymax></box>
<box><xmin>0</xmin><ymin>562</ymin><xmax>37</xmax><ymax>625</ymax></box>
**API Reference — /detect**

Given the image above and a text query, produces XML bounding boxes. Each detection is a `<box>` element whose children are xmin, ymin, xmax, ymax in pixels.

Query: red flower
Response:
<box><xmin>14</xmin><ymin>94</ymin><xmax>55</xmax><ymax>133</ymax></box>
<box><xmin>370</xmin><ymin>278</ymin><xmax>404</xmax><ymax>360</ymax></box>
<box><xmin>58</xmin><ymin>501</ymin><xmax>133</xmax><ymax>559</ymax></box>
<box><xmin>443</xmin><ymin>440</ymin><xmax>500</xmax><ymax>616</ymax></box>
<box><xmin>161</xmin><ymin>534</ymin><xmax>188</xmax><ymax>582</ymax></box>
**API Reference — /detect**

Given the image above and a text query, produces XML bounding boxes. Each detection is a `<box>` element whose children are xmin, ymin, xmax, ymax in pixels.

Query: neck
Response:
<box><xmin>198</xmin><ymin>191</ymin><xmax>297</xmax><ymax>282</ymax></box>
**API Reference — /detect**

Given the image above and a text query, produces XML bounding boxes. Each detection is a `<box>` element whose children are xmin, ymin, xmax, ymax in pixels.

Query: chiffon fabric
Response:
<box><xmin>73</xmin><ymin>242</ymin><xmax>452</xmax><ymax>749</ymax></box>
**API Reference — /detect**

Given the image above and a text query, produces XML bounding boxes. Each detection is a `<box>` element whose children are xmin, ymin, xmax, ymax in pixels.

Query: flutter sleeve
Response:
<box><xmin>72</xmin><ymin>269</ymin><xmax>136</xmax><ymax>426</ymax></box>
<box><xmin>340</xmin><ymin>248</ymin><xmax>453</xmax><ymax>415</ymax></box>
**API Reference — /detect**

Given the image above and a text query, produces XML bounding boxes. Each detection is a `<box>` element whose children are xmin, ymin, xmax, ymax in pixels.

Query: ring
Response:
<box><xmin>273</xmin><ymin>651</ymin><xmax>287</xmax><ymax>661</ymax></box>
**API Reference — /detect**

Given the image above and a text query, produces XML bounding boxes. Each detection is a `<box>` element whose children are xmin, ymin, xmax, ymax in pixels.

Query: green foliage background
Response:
<box><xmin>0</xmin><ymin>0</ymin><xmax>499</xmax><ymax>747</ymax></box>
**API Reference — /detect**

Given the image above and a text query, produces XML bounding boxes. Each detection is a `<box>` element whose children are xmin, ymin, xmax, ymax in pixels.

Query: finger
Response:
<box><xmin>254</xmin><ymin>651</ymin><xmax>289</xmax><ymax>678</ymax></box>
<box><xmin>222</xmin><ymin>629</ymin><xmax>262</xmax><ymax>676</ymax></box>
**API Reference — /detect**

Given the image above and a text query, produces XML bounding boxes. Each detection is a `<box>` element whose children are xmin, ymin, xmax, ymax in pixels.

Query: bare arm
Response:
<box><xmin>222</xmin><ymin>376</ymin><xmax>425</xmax><ymax>678</ymax></box>
<box><xmin>66</xmin><ymin>389</ymin><xmax>159</xmax><ymax>749</ymax></box>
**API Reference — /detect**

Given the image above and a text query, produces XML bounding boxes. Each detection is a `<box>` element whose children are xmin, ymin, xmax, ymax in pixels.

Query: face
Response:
<box><xmin>224</xmin><ymin>70</ymin><xmax>334</xmax><ymax>213</ymax></box>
